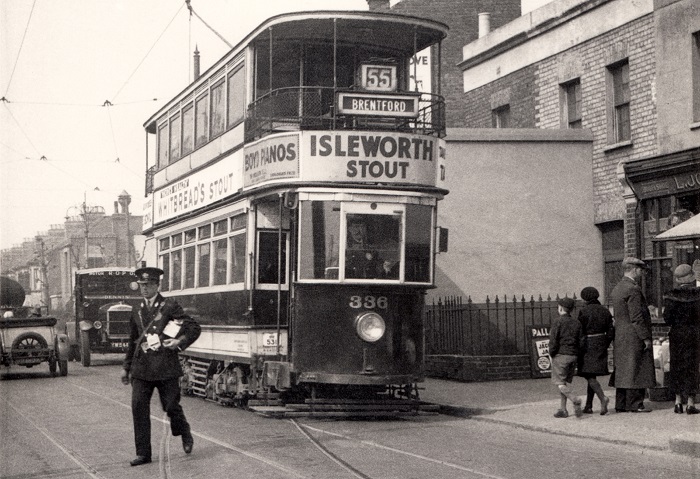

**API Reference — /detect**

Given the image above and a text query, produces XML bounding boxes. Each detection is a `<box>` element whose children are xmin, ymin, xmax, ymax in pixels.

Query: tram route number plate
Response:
<box><xmin>262</xmin><ymin>333</ymin><xmax>278</xmax><ymax>347</ymax></box>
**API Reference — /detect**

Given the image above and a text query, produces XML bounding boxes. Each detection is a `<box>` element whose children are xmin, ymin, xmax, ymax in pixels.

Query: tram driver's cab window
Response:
<box><xmin>345</xmin><ymin>214</ymin><xmax>400</xmax><ymax>280</ymax></box>
<box><xmin>298</xmin><ymin>200</ymin><xmax>433</xmax><ymax>283</ymax></box>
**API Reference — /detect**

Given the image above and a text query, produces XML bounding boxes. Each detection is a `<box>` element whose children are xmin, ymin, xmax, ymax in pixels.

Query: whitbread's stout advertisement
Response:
<box><xmin>528</xmin><ymin>324</ymin><xmax>552</xmax><ymax>378</ymax></box>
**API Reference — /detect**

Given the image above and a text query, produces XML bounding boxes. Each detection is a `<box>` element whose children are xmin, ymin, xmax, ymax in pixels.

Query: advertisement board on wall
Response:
<box><xmin>528</xmin><ymin>324</ymin><xmax>552</xmax><ymax>378</ymax></box>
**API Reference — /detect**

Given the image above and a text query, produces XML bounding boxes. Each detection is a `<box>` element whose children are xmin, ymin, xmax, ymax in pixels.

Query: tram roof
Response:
<box><xmin>144</xmin><ymin>11</ymin><xmax>448</xmax><ymax>130</ymax></box>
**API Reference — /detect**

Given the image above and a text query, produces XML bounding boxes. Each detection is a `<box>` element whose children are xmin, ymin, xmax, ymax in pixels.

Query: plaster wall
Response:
<box><xmin>431</xmin><ymin>128</ymin><xmax>602</xmax><ymax>301</ymax></box>
<box><xmin>654</xmin><ymin>0</ymin><xmax>700</xmax><ymax>153</ymax></box>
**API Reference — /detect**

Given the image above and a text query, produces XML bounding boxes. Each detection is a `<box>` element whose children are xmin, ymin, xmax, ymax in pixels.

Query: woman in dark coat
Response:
<box><xmin>577</xmin><ymin>287</ymin><xmax>614</xmax><ymax>415</ymax></box>
<box><xmin>663</xmin><ymin>264</ymin><xmax>700</xmax><ymax>414</ymax></box>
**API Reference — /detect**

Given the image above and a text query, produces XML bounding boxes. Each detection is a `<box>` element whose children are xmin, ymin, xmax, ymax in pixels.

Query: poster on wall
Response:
<box><xmin>527</xmin><ymin>324</ymin><xmax>551</xmax><ymax>378</ymax></box>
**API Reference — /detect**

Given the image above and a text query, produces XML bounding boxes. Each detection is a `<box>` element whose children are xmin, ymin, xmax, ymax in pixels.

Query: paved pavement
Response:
<box><xmin>421</xmin><ymin>377</ymin><xmax>700</xmax><ymax>457</ymax></box>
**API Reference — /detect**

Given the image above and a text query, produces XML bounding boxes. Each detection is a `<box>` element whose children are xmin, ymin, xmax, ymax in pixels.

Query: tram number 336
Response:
<box><xmin>349</xmin><ymin>295</ymin><xmax>388</xmax><ymax>310</ymax></box>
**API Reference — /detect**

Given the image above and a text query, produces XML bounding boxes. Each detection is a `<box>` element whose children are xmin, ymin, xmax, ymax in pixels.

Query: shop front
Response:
<box><xmin>623</xmin><ymin>148</ymin><xmax>700</xmax><ymax>317</ymax></box>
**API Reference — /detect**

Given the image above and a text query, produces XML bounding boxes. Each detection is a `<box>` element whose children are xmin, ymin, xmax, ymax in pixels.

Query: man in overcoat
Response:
<box><xmin>121</xmin><ymin>267</ymin><xmax>201</xmax><ymax>466</ymax></box>
<box><xmin>609</xmin><ymin>257</ymin><xmax>656</xmax><ymax>413</ymax></box>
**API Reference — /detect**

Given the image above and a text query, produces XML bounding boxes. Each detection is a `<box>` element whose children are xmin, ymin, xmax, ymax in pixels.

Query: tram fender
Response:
<box><xmin>262</xmin><ymin>361</ymin><xmax>294</xmax><ymax>390</ymax></box>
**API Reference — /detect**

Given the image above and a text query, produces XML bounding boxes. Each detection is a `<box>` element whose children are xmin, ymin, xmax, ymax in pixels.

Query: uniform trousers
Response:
<box><xmin>131</xmin><ymin>377</ymin><xmax>190</xmax><ymax>458</ymax></box>
<box><xmin>615</xmin><ymin>387</ymin><xmax>645</xmax><ymax>411</ymax></box>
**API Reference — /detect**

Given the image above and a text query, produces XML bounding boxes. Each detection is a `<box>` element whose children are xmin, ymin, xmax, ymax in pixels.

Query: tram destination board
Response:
<box><xmin>337</xmin><ymin>92</ymin><xmax>419</xmax><ymax>118</ymax></box>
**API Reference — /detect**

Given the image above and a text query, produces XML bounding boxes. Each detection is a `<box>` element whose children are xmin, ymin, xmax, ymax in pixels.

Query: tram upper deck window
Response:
<box><xmin>182</xmin><ymin>104</ymin><xmax>194</xmax><ymax>156</ymax></box>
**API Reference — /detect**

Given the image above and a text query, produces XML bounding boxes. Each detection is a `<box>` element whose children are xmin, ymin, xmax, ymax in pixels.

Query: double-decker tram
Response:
<box><xmin>141</xmin><ymin>10</ymin><xmax>449</xmax><ymax>416</ymax></box>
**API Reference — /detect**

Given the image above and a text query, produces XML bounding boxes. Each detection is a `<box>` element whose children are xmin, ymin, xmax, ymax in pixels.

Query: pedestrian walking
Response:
<box><xmin>663</xmin><ymin>264</ymin><xmax>700</xmax><ymax>414</ymax></box>
<box><xmin>609</xmin><ymin>257</ymin><xmax>656</xmax><ymax>413</ymax></box>
<box><xmin>121</xmin><ymin>267</ymin><xmax>201</xmax><ymax>466</ymax></box>
<box><xmin>577</xmin><ymin>286</ymin><xmax>613</xmax><ymax>415</ymax></box>
<box><xmin>549</xmin><ymin>297</ymin><xmax>584</xmax><ymax>418</ymax></box>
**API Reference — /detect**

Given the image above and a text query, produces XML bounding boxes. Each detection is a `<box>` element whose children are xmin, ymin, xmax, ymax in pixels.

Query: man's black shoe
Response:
<box><xmin>130</xmin><ymin>456</ymin><xmax>151</xmax><ymax>466</ymax></box>
<box><xmin>630</xmin><ymin>407</ymin><xmax>651</xmax><ymax>413</ymax></box>
<box><xmin>182</xmin><ymin>433</ymin><xmax>193</xmax><ymax>454</ymax></box>
<box><xmin>615</xmin><ymin>409</ymin><xmax>627</xmax><ymax>413</ymax></box>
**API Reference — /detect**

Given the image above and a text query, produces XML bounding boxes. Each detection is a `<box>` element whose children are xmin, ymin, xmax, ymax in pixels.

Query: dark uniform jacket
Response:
<box><xmin>610</xmin><ymin>276</ymin><xmax>655</xmax><ymax>389</ymax></box>
<box><xmin>123</xmin><ymin>293</ymin><xmax>201</xmax><ymax>381</ymax></box>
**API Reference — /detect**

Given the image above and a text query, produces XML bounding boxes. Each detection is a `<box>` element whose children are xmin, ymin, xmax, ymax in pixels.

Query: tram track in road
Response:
<box><xmin>66</xmin><ymin>376</ymin><xmax>504</xmax><ymax>479</ymax></box>
<box><xmin>6</xmin><ymin>401</ymin><xmax>106</xmax><ymax>479</ymax></box>
<box><xmin>290</xmin><ymin>419</ymin><xmax>509</xmax><ymax>479</ymax></box>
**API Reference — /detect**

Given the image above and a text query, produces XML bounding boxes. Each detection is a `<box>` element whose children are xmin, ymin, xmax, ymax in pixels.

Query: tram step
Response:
<box><xmin>248</xmin><ymin>405</ymin><xmax>438</xmax><ymax>418</ymax></box>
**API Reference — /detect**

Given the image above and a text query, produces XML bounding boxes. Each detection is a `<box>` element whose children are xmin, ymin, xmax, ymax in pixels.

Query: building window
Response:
<box><xmin>562</xmin><ymin>80</ymin><xmax>582</xmax><ymax>129</ymax></box>
<box><xmin>693</xmin><ymin>31</ymin><xmax>700</xmax><ymax>123</ymax></box>
<box><xmin>608</xmin><ymin>61</ymin><xmax>630</xmax><ymax>143</ymax></box>
<box><xmin>600</xmin><ymin>221</ymin><xmax>624</xmax><ymax>305</ymax></box>
<box><xmin>492</xmin><ymin>105</ymin><xmax>510</xmax><ymax>128</ymax></box>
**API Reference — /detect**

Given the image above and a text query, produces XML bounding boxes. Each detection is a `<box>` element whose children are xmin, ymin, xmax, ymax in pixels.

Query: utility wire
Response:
<box><xmin>2</xmin><ymin>102</ymin><xmax>41</xmax><ymax>157</ymax></box>
<box><xmin>186</xmin><ymin>0</ymin><xmax>233</xmax><ymax>48</ymax></box>
<box><xmin>3</xmin><ymin>0</ymin><xmax>37</xmax><ymax>98</ymax></box>
<box><xmin>111</xmin><ymin>1</ymin><xmax>186</xmax><ymax>102</ymax></box>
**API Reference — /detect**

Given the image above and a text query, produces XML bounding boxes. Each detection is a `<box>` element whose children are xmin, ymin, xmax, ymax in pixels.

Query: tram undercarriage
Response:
<box><xmin>179</xmin><ymin>355</ymin><xmax>439</xmax><ymax>418</ymax></box>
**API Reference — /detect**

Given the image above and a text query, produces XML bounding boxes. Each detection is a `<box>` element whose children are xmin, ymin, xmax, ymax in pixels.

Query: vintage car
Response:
<box><xmin>0</xmin><ymin>276</ymin><xmax>69</xmax><ymax>376</ymax></box>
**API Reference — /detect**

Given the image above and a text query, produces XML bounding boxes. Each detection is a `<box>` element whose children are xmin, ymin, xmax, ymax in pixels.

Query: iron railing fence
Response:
<box><xmin>425</xmin><ymin>294</ymin><xmax>581</xmax><ymax>356</ymax></box>
<box><xmin>245</xmin><ymin>86</ymin><xmax>446</xmax><ymax>142</ymax></box>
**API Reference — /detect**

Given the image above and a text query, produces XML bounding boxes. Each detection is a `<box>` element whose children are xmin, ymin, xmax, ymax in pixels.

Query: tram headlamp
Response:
<box><xmin>93</xmin><ymin>321</ymin><xmax>102</xmax><ymax>330</ymax></box>
<box><xmin>354</xmin><ymin>312</ymin><xmax>385</xmax><ymax>343</ymax></box>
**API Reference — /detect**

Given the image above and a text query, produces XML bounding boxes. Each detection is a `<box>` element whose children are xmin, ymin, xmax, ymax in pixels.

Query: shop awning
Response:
<box><xmin>654</xmin><ymin>214</ymin><xmax>700</xmax><ymax>241</ymax></box>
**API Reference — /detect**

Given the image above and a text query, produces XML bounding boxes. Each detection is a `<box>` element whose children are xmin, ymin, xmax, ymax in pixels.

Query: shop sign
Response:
<box><xmin>635</xmin><ymin>171</ymin><xmax>700</xmax><ymax>199</ymax></box>
<box><xmin>527</xmin><ymin>324</ymin><xmax>551</xmax><ymax>378</ymax></box>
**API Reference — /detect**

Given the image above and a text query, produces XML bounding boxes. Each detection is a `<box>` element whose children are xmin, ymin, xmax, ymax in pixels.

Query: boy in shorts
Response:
<box><xmin>549</xmin><ymin>297</ymin><xmax>584</xmax><ymax>418</ymax></box>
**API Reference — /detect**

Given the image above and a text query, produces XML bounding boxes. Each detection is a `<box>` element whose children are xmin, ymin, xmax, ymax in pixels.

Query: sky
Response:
<box><xmin>0</xmin><ymin>0</ymin><xmax>547</xmax><ymax>251</ymax></box>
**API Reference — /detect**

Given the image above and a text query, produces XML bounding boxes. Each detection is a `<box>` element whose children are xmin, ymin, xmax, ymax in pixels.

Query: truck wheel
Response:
<box><xmin>59</xmin><ymin>359</ymin><xmax>68</xmax><ymax>376</ymax></box>
<box><xmin>80</xmin><ymin>331</ymin><xmax>91</xmax><ymax>367</ymax></box>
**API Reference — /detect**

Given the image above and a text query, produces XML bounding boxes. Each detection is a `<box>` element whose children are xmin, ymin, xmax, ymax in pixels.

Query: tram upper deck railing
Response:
<box><xmin>244</xmin><ymin>86</ymin><xmax>446</xmax><ymax>142</ymax></box>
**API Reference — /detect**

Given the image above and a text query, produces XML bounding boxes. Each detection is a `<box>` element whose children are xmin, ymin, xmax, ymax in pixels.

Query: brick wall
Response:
<box><xmin>425</xmin><ymin>354</ymin><xmax>532</xmax><ymax>381</ymax></box>
<box><xmin>460</xmin><ymin>65</ymin><xmax>538</xmax><ymax>128</ymax></box>
<box><xmin>535</xmin><ymin>15</ymin><xmax>657</xmax><ymax>227</ymax></box>
<box><xmin>371</xmin><ymin>0</ymin><xmax>522</xmax><ymax>127</ymax></box>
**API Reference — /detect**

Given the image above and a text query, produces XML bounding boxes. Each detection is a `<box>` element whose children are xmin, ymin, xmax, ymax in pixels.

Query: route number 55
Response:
<box><xmin>361</xmin><ymin>64</ymin><xmax>396</xmax><ymax>92</ymax></box>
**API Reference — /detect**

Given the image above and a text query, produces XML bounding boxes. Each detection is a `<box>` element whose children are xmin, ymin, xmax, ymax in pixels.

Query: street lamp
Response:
<box><xmin>118</xmin><ymin>191</ymin><xmax>133</xmax><ymax>267</ymax></box>
<box><xmin>35</xmin><ymin>235</ymin><xmax>50</xmax><ymax>313</ymax></box>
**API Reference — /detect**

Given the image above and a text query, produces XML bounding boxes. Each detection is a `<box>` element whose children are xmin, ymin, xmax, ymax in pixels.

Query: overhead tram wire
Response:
<box><xmin>2</xmin><ymin>0</ymin><xmax>37</xmax><ymax>99</ymax></box>
<box><xmin>110</xmin><ymin>1</ymin><xmax>186</xmax><ymax>103</ymax></box>
<box><xmin>186</xmin><ymin>0</ymin><xmax>233</xmax><ymax>49</ymax></box>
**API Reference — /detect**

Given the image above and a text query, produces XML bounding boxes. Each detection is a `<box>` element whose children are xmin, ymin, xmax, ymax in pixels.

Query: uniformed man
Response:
<box><xmin>121</xmin><ymin>267</ymin><xmax>201</xmax><ymax>466</ymax></box>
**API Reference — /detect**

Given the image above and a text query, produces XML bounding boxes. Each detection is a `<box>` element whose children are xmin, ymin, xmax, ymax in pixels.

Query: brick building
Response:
<box><xmin>1</xmin><ymin>191</ymin><xmax>143</xmax><ymax>317</ymax></box>
<box><xmin>456</xmin><ymin>0</ymin><xmax>700</xmax><ymax>310</ymax></box>
<box><xmin>367</xmin><ymin>0</ymin><xmax>523</xmax><ymax>127</ymax></box>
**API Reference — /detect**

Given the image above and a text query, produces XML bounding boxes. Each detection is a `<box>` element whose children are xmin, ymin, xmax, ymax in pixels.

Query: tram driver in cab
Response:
<box><xmin>345</xmin><ymin>218</ymin><xmax>399</xmax><ymax>280</ymax></box>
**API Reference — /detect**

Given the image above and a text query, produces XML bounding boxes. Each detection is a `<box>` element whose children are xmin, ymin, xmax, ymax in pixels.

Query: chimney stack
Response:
<box><xmin>193</xmin><ymin>46</ymin><xmax>201</xmax><ymax>80</ymax></box>
<box><xmin>366</xmin><ymin>0</ymin><xmax>391</xmax><ymax>11</ymax></box>
<box><xmin>114</xmin><ymin>201</ymin><xmax>119</xmax><ymax>214</ymax></box>
<box><xmin>478</xmin><ymin>13</ymin><xmax>491</xmax><ymax>38</ymax></box>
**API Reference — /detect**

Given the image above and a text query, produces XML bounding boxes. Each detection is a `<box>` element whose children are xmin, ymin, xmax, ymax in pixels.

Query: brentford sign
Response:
<box><xmin>337</xmin><ymin>92</ymin><xmax>419</xmax><ymax>118</ymax></box>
